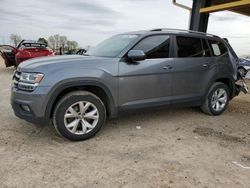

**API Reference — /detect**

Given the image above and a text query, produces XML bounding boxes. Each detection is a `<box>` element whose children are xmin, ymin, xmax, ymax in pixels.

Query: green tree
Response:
<box><xmin>10</xmin><ymin>34</ymin><xmax>22</xmax><ymax>47</ymax></box>
<box><xmin>54</xmin><ymin>34</ymin><xmax>60</xmax><ymax>50</ymax></box>
<box><xmin>47</xmin><ymin>34</ymin><xmax>79</xmax><ymax>53</ymax></box>
<box><xmin>48</xmin><ymin>34</ymin><xmax>61</xmax><ymax>50</ymax></box>
<box><xmin>71</xmin><ymin>41</ymin><xmax>78</xmax><ymax>50</ymax></box>
<box><xmin>48</xmin><ymin>36</ymin><xmax>56</xmax><ymax>50</ymax></box>
<box><xmin>66</xmin><ymin>40</ymin><xmax>78</xmax><ymax>54</ymax></box>
<box><xmin>59</xmin><ymin>36</ymin><xmax>67</xmax><ymax>52</ymax></box>
<box><xmin>37</xmin><ymin>38</ymin><xmax>48</xmax><ymax>45</ymax></box>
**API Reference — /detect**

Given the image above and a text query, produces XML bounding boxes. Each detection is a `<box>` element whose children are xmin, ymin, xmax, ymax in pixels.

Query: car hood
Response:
<box><xmin>17</xmin><ymin>55</ymin><xmax>117</xmax><ymax>72</ymax></box>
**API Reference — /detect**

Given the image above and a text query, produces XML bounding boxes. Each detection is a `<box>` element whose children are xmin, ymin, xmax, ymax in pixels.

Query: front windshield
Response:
<box><xmin>87</xmin><ymin>34</ymin><xmax>139</xmax><ymax>57</ymax></box>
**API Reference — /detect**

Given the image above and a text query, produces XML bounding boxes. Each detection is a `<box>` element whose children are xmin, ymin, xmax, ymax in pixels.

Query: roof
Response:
<box><xmin>150</xmin><ymin>28</ymin><xmax>216</xmax><ymax>36</ymax></box>
<box><xmin>123</xmin><ymin>28</ymin><xmax>220</xmax><ymax>38</ymax></box>
<box><xmin>200</xmin><ymin>0</ymin><xmax>250</xmax><ymax>16</ymax></box>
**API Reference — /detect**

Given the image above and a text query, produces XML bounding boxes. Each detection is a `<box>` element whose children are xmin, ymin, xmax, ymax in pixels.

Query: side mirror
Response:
<box><xmin>127</xmin><ymin>50</ymin><xmax>146</xmax><ymax>61</ymax></box>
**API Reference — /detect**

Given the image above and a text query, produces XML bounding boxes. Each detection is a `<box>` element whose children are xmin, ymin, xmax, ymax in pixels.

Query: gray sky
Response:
<box><xmin>0</xmin><ymin>0</ymin><xmax>249</xmax><ymax>55</ymax></box>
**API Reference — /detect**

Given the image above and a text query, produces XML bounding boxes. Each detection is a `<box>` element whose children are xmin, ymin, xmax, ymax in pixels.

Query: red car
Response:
<box><xmin>0</xmin><ymin>40</ymin><xmax>54</xmax><ymax>67</ymax></box>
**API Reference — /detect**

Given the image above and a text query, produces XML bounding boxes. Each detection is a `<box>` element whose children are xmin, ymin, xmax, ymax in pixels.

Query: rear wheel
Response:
<box><xmin>201</xmin><ymin>82</ymin><xmax>230</xmax><ymax>116</ymax></box>
<box><xmin>53</xmin><ymin>91</ymin><xmax>106</xmax><ymax>141</ymax></box>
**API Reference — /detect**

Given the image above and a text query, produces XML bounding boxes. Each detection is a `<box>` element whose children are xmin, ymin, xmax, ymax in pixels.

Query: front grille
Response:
<box><xmin>13</xmin><ymin>71</ymin><xmax>21</xmax><ymax>88</ymax></box>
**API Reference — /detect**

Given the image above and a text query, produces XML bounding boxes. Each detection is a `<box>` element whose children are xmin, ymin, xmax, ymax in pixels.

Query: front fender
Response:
<box><xmin>43</xmin><ymin>78</ymin><xmax>118</xmax><ymax>123</ymax></box>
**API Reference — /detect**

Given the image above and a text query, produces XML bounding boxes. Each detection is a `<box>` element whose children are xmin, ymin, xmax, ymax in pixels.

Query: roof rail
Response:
<box><xmin>150</xmin><ymin>28</ymin><xmax>215</xmax><ymax>37</ymax></box>
<box><xmin>151</xmin><ymin>29</ymin><xmax>162</xmax><ymax>32</ymax></box>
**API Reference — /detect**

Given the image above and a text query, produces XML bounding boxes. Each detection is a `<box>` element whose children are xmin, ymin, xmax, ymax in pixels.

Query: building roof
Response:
<box><xmin>200</xmin><ymin>0</ymin><xmax>250</xmax><ymax>17</ymax></box>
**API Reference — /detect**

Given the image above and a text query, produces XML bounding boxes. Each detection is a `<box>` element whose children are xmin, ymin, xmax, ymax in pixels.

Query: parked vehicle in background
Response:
<box><xmin>76</xmin><ymin>49</ymin><xmax>87</xmax><ymax>55</ymax></box>
<box><xmin>63</xmin><ymin>49</ymin><xmax>87</xmax><ymax>55</ymax></box>
<box><xmin>238</xmin><ymin>57</ymin><xmax>250</xmax><ymax>77</ymax></box>
<box><xmin>11</xmin><ymin>29</ymin><xmax>246</xmax><ymax>141</ymax></box>
<box><xmin>0</xmin><ymin>40</ymin><xmax>54</xmax><ymax>67</ymax></box>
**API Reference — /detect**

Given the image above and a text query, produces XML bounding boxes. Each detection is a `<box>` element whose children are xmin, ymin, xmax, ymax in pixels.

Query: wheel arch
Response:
<box><xmin>212</xmin><ymin>77</ymin><xmax>235</xmax><ymax>99</ymax></box>
<box><xmin>44</xmin><ymin>80</ymin><xmax>117</xmax><ymax>123</ymax></box>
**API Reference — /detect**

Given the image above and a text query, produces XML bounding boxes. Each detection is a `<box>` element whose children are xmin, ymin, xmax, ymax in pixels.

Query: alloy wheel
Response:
<box><xmin>64</xmin><ymin>101</ymin><xmax>99</xmax><ymax>135</ymax></box>
<box><xmin>211</xmin><ymin>88</ymin><xmax>228</xmax><ymax>112</ymax></box>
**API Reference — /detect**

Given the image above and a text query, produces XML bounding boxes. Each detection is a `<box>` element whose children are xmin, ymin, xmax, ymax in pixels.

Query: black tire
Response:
<box><xmin>53</xmin><ymin>91</ymin><xmax>106</xmax><ymax>141</ymax></box>
<box><xmin>201</xmin><ymin>82</ymin><xmax>230</xmax><ymax>116</ymax></box>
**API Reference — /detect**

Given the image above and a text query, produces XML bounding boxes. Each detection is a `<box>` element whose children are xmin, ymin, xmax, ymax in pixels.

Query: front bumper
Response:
<box><xmin>11</xmin><ymin>86</ymin><xmax>52</xmax><ymax>126</ymax></box>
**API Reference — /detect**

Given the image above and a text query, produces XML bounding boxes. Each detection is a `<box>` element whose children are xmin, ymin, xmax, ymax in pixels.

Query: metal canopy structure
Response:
<box><xmin>173</xmin><ymin>0</ymin><xmax>250</xmax><ymax>32</ymax></box>
<box><xmin>200</xmin><ymin>0</ymin><xmax>250</xmax><ymax>16</ymax></box>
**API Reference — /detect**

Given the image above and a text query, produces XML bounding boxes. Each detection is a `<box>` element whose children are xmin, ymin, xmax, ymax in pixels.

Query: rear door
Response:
<box><xmin>208</xmin><ymin>39</ymin><xmax>236</xmax><ymax>79</ymax></box>
<box><xmin>0</xmin><ymin>45</ymin><xmax>16</xmax><ymax>67</ymax></box>
<box><xmin>171</xmin><ymin>36</ymin><xmax>215</xmax><ymax>103</ymax></box>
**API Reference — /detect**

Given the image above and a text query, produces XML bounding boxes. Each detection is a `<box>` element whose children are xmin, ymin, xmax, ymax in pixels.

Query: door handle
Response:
<box><xmin>163</xmin><ymin>65</ymin><xmax>173</xmax><ymax>70</ymax></box>
<box><xmin>203</xmin><ymin>63</ymin><xmax>209</xmax><ymax>67</ymax></box>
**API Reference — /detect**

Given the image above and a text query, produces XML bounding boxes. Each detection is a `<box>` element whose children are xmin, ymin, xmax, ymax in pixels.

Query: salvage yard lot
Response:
<box><xmin>0</xmin><ymin>57</ymin><xmax>250</xmax><ymax>187</ymax></box>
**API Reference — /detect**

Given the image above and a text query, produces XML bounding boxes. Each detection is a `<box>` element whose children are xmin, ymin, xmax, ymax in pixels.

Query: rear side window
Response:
<box><xmin>132</xmin><ymin>35</ymin><xmax>170</xmax><ymax>59</ymax></box>
<box><xmin>202</xmin><ymin>39</ymin><xmax>211</xmax><ymax>57</ymax></box>
<box><xmin>176</xmin><ymin>36</ymin><xmax>204</xmax><ymax>57</ymax></box>
<box><xmin>208</xmin><ymin>40</ymin><xmax>227</xmax><ymax>56</ymax></box>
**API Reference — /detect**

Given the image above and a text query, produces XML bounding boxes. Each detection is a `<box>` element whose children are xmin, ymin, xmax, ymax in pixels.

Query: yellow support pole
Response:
<box><xmin>200</xmin><ymin>0</ymin><xmax>250</xmax><ymax>13</ymax></box>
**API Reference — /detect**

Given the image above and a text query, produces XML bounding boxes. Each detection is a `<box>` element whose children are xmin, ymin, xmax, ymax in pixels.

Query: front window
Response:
<box><xmin>87</xmin><ymin>34</ymin><xmax>139</xmax><ymax>57</ymax></box>
<box><xmin>132</xmin><ymin>35</ymin><xmax>170</xmax><ymax>59</ymax></box>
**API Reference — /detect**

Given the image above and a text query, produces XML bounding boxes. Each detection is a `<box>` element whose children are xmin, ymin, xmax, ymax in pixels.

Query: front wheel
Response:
<box><xmin>53</xmin><ymin>91</ymin><xmax>106</xmax><ymax>141</ymax></box>
<box><xmin>201</xmin><ymin>82</ymin><xmax>230</xmax><ymax>116</ymax></box>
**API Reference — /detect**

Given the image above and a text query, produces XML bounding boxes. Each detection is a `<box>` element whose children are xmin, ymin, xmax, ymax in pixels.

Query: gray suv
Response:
<box><xmin>11</xmin><ymin>29</ymin><xmax>239</xmax><ymax>141</ymax></box>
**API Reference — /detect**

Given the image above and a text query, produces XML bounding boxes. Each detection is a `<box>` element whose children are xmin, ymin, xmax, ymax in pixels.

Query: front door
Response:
<box><xmin>118</xmin><ymin>34</ymin><xmax>174</xmax><ymax>109</ymax></box>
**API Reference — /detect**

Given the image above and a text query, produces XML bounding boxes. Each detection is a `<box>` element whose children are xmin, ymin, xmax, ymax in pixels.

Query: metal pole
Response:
<box><xmin>172</xmin><ymin>0</ymin><xmax>211</xmax><ymax>32</ymax></box>
<box><xmin>189</xmin><ymin>0</ymin><xmax>202</xmax><ymax>31</ymax></box>
<box><xmin>172</xmin><ymin>0</ymin><xmax>192</xmax><ymax>29</ymax></box>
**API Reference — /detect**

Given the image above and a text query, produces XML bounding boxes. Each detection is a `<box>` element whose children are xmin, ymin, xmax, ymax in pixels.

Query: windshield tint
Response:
<box><xmin>87</xmin><ymin>34</ymin><xmax>139</xmax><ymax>57</ymax></box>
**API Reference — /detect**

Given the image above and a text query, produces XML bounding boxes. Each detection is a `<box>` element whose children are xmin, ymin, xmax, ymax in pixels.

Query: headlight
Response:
<box><xmin>18</xmin><ymin>73</ymin><xmax>44</xmax><ymax>91</ymax></box>
<box><xmin>20</xmin><ymin>73</ymin><xmax>44</xmax><ymax>84</ymax></box>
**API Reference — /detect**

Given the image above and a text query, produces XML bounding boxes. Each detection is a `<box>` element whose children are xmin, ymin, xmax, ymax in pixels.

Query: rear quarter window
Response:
<box><xmin>208</xmin><ymin>40</ymin><xmax>227</xmax><ymax>56</ymax></box>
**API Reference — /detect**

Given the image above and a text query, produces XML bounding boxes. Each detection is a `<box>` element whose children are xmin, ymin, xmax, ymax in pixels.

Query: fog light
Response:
<box><xmin>21</xmin><ymin>105</ymin><xmax>30</xmax><ymax>112</ymax></box>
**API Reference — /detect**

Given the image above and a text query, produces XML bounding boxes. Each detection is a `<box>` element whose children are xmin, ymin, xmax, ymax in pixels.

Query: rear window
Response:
<box><xmin>202</xmin><ymin>39</ymin><xmax>211</xmax><ymax>57</ymax></box>
<box><xmin>208</xmin><ymin>40</ymin><xmax>227</xmax><ymax>56</ymax></box>
<box><xmin>20</xmin><ymin>43</ymin><xmax>48</xmax><ymax>49</ymax></box>
<box><xmin>176</xmin><ymin>36</ymin><xmax>204</xmax><ymax>57</ymax></box>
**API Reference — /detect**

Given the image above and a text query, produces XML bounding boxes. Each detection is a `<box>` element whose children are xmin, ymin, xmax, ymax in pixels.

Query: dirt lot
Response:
<box><xmin>0</xmin><ymin>57</ymin><xmax>250</xmax><ymax>188</ymax></box>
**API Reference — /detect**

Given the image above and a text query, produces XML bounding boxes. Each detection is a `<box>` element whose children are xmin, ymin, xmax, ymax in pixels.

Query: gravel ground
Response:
<box><xmin>0</xmin><ymin>57</ymin><xmax>250</xmax><ymax>188</ymax></box>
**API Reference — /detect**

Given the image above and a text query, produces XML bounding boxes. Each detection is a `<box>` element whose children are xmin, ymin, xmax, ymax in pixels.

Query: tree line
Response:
<box><xmin>9</xmin><ymin>34</ymin><xmax>79</xmax><ymax>54</ymax></box>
